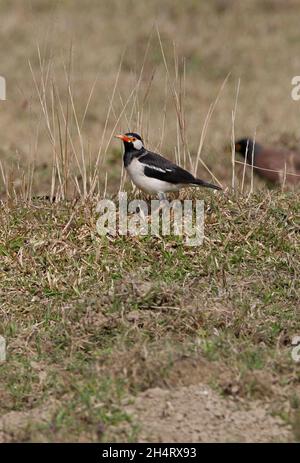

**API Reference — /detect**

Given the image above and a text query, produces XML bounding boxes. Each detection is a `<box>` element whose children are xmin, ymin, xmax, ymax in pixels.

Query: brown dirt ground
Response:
<box><xmin>0</xmin><ymin>400</ymin><xmax>58</xmax><ymax>443</ymax></box>
<box><xmin>114</xmin><ymin>383</ymin><xmax>292</xmax><ymax>443</ymax></box>
<box><xmin>0</xmin><ymin>382</ymin><xmax>292</xmax><ymax>443</ymax></box>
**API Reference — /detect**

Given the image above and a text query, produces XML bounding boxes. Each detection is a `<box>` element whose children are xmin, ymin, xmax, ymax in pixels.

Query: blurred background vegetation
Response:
<box><xmin>1</xmin><ymin>0</ymin><xmax>300</xmax><ymax>197</ymax></box>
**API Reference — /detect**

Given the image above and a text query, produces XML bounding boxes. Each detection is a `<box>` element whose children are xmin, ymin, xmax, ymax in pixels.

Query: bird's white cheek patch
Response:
<box><xmin>133</xmin><ymin>139</ymin><xmax>143</xmax><ymax>150</ymax></box>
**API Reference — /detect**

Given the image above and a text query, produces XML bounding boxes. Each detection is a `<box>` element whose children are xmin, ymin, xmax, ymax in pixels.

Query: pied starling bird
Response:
<box><xmin>235</xmin><ymin>138</ymin><xmax>300</xmax><ymax>185</ymax></box>
<box><xmin>116</xmin><ymin>132</ymin><xmax>222</xmax><ymax>200</ymax></box>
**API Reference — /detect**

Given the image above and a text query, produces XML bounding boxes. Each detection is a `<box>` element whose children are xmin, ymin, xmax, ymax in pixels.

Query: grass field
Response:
<box><xmin>0</xmin><ymin>0</ymin><xmax>300</xmax><ymax>442</ymax></box>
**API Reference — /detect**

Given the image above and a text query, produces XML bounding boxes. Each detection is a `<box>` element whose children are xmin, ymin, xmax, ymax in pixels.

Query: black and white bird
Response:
<box><xmin>116</xmin><ymin>132</ymin><xmax>222</xmax><ymax>200</ymax></box>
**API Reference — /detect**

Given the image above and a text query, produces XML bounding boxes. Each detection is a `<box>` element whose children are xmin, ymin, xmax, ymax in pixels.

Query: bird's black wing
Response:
<box><xmin>138</xmin><ymin>150</ymin><xmax>196</xmax><ymax>185</ymax></box>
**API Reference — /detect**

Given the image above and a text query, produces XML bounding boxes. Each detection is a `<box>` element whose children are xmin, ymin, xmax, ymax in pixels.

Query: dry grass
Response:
<box><xmin>1</xmin><ymin>0</ymin><xmax>300</xmax><ymax>198</ymax></box>
<box><xmin>0</xmin><ymin>191</ymin><xmax>299</xmax><ymax>441</ymax></box>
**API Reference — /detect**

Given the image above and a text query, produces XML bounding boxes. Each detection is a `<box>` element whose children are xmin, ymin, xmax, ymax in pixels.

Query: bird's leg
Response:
<box><xmin>158</xmin><ymin>192</ymin><xmax>167</xmax><ymax>202</ymax></box>
<box><xmin>158</xmin><ymin>192</ymin><xmax>169</xmax><ymax>209</ymax></box>
<box><xmin>157</xmin><ymin>192</ymin><xmax>169</xmax><ymax>211</ymax></box>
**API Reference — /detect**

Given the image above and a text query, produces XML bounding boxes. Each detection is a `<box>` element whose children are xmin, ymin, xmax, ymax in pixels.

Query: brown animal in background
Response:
<box><xmin>234</xmin><ymin>138</ymin><xmax>300</xmax><ymax>185</ymax></box>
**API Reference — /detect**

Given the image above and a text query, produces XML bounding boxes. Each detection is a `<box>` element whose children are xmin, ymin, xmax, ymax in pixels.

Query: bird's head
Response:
<box><xmin>115</xmin><ymin>132</ymin><xmax>144</xmax><ymax>152</ymax></box>
<box><xmin>235</xmin><ymin>138</ymin><xmax>256</xmax><ymax>159</ymax></box>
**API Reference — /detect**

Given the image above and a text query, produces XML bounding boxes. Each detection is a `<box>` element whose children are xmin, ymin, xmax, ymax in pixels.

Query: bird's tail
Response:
<box><xmin>192</xmin><ymin>178</ymin><xmax>222</xmax><ymax>191</ymax></box>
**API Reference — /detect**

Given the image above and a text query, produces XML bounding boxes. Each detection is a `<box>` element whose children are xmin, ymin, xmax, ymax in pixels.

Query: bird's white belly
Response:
<box><xmin>126</xmin><ymin>158</ymin><xmax>180</xmax><ymax>194</ymax></box>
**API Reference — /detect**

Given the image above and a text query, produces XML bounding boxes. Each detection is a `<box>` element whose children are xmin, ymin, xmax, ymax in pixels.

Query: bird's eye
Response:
<box><xmin>132</xmin><ymin>138</ymin><xmax>136</xmax><ymax>142</ymax></box>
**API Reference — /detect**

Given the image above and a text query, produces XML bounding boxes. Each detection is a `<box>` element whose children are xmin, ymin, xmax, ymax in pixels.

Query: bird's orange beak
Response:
<box><xmin>115</xmin><ymin>134</ymin><xmax>131</xmax><ymax>143</ymax></box>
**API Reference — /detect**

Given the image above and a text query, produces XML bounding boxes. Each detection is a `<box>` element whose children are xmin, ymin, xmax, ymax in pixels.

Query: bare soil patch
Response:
<box><xmin>115</xmin><ymin>384</ymin><xmax>292</xmax><ymax>443</ymax></box>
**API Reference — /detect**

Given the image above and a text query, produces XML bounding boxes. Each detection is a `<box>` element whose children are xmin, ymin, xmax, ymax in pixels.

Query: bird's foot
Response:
<box><xmin>157</xmin><ymin>193</ymin><xmax>169</xmax><ymax>211</ymax></box>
